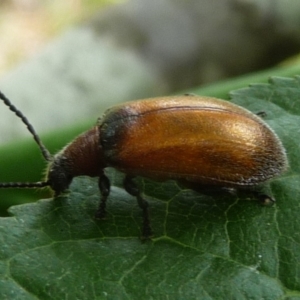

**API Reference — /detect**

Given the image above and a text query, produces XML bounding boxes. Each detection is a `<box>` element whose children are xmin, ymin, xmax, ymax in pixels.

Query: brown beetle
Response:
<box><xmin>0</xmin><ymin>92</ymin><xmax>287</xmax><ymax>237</ymax></box>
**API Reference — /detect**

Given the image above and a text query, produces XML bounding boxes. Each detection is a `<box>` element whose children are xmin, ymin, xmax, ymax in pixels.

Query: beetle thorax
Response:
<box><xmin>46</xmin><ymin>126</ymin><xmax>105</xmax><ymax>195</ymax></box>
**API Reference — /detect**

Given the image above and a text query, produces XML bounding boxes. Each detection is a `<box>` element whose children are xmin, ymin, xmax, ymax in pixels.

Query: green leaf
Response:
<box><xmin>1</xmin><ymin>76</ymin><xmax>300</xmax><ymax>299</ymax></box>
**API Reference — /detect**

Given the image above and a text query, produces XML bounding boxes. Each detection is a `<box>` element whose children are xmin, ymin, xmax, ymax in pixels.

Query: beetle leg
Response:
<box><xmin>184</xmin><ymin>93</ymin><xmax>197</xmax><ymax>97</ymax></box>
<box><xmin>252</xmin><ymin>191</ymin><xmax>275</xmax><ymax>205</ymax></box>
<box><xmin>123</xmin><ymin>176</ymin><xmax>153</xmax><ymax>239</ymax></box>
<box><xmin>236</xmin><ymin>189</ymin><xmax>275</xmax><ymax>205</ymax></box>
<box><xmin>256</xmin><ymin>111</ymin><xmax>267</xmax><ymax>118</ymax></box>
<box><xmin>95</xmin><ymin>173</ymin><xmax>110</xmax><ymax>219</ymax></box>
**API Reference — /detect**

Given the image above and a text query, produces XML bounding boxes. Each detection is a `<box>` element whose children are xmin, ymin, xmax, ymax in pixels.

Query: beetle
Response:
<box><xmin>0</xmin><ymin>91</ymin><xmax>287</xmax><ymax>238</ymax></box>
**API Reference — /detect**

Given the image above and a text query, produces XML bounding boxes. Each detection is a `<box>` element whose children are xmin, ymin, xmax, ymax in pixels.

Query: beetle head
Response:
<box><xmin>46</xmin><ymin>155</ymin><xmax>73</xmax><ymax>196</ymax></box>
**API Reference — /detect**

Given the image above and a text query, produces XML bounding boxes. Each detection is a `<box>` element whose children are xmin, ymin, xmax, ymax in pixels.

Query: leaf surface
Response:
<box><xmin>1</xmin><ymin>76</ymin><xmax>300</xmax><ymax>299</ymax></box>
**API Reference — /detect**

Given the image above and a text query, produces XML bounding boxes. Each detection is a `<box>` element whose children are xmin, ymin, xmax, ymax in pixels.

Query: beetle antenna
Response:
<box><xmin>0</xmin><ymin>181</ymin><xmax>50</xmax><ymax>189</ymax></box>
<box><xmin>0</xmin><ymin>90</ymin><xmax>52</xmax><ymax>162</ymax></box>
